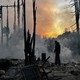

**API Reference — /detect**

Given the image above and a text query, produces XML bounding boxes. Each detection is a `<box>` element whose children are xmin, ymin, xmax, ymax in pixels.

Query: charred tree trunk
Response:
<box><xmin>14</xmin><ymin>1</ymin><xmax>16</xmax><ymax>32</ymax></box>
<box><xmin>22</xmin><ymin>0</ymin><xmax>24</xmax><ymax>28</ymax></box>
<box><xmin>74</xmin><ymin>0</ymin><xmax>79</xmax><ymax>33</ymax></box>
<box><xmin>74</xmin><ymin>0</ymin><xmax>80</xmax><ymax>53</ymax></box>
<box><xmin>17</xmin><ymin>0</ymin><xmax>20</xmax><ymax>29</ymax></box>
<box><xmin>6</xmin><ymin>6</ymin><xmax>9</xmax><ymax>46</ymax></box>
<box><xmin>32</xmin><ymin>0</ymin><xmax>36</xmax><ymax>61</ymax></box>
<box><xmin>0</xmin><ymin>6</ymin><xmax>3</xmax><ymax>45</ymax></box>
<box><xmin>79</xmin><ymin>0</ymin><xmax>80</xmax><ymax>17</ymax></box>
<box><xmin>23</xmin><ymin>0</ymin><xmax>28</xmax><ymax>65</ymax></box>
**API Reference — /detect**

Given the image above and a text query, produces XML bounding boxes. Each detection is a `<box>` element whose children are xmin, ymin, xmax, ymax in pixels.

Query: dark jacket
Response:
<box><xmin>54</xmin><ymin>41</ymin><xmax>61</xmax><ymax>54</ymax></box>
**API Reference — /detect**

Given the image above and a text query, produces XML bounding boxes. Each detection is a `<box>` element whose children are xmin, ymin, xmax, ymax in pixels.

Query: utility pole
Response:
<box><xmin>17</xmin><ymin>0</ymin><xmax>20</xmax><ymax>29</ymax></box>
<box><xmin>32</xmin><ymin>0</ymin><xmax>36</xmax><ymax>60</ymax></box>
<box><xmin>14</xmin><ymin>1</ymin><xmax>16</xmax><ymax>32</ymax></box>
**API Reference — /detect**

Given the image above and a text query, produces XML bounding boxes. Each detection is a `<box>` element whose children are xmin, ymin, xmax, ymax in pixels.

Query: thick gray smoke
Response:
<box><xmin>0</xmin><ymin>29</ymin><xmax>76</xmax><ymax>63</ymax></box>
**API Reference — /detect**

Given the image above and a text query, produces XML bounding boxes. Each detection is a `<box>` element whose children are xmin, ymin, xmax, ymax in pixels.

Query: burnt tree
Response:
<box><xmin>0</xmin><ymin>6</ymin><xmax>3</xmax><ymax>45</ymax></box>
<box><xmin>23</xmin><ymin>0</ymin><xmax>28</xmax><ymax>65</ymax></box>
<box><xmin>32</xmin><ymin>0</ymin><xmax>37</xmax><ymax>62</ymax></box>
<box><xmin>13</xmin><ymin>1</ymin><xmax>16</xmax><ymax>32</ymax></box>
<box><xmin>74</xmin><ymin>0</ymin><xmax>80</xmax><ymax>53</ymax></box>
<box><xmin>6</xmin><ymin>6</ymin><xmax>9</xmax><ymax>46</ymax></box>
<box><xmin>17</xmin><ymin>0</ymin><xmax>20</xmax><ymax>28</ymax></box>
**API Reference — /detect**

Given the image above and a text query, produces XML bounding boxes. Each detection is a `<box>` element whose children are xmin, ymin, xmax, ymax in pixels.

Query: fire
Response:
<box><xmin>38</xmin><ymin>28</ymin><xmax>64</xmax><ymax>38</ymax></box>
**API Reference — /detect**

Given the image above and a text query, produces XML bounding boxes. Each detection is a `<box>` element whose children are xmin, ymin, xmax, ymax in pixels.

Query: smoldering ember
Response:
<box><xmin>0</xmin><ymin>0</ymin><xmax>80</xmax><ymax>80</ymax></box>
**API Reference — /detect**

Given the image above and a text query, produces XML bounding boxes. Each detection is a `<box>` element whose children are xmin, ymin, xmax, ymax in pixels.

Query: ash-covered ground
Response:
<box><xmin>0</xmin><ymin>59</ymin><xmax>80</xmax><ymax>80</ymax></box>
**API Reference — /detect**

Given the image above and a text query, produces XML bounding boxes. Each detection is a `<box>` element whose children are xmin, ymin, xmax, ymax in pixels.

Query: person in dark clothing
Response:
<box><xmin>54</xmin><ymin>40</ymin><xmax>61</xmax><ymax>65</ymax></box>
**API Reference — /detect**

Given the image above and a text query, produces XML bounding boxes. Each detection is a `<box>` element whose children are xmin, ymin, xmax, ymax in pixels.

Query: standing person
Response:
<box><xmin>54</xmin><ymin>40</ymin><xmax>61</xmax><ymax>65</ymax></box>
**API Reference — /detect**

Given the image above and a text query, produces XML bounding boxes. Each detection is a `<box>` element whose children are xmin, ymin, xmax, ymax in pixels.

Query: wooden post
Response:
<box><xmin>42</xmin><ymin>53</ymin><xmax>46</xmax><ymax>61</ymax></box>
<box><xmin>32</xmin><ymin>0</ymin><xmax>36</xmax><ymax>61</ymax></box>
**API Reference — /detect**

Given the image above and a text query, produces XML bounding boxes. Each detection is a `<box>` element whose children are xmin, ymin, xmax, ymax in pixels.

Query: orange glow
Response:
<box><xmin>42</xmin><ymin>32</ymin><xmax>60</xmax><ymax>38</ymax></box>
<box><xmin>35</xmin><ymin>3</ymin><xmax>66</xmax><ymax>38</ymax></box>
<box><xmin>38</xmin><ymin>30</ymin><xmax>64</xmax><ymax>38</ymax></box>
<box><xmin>1</xmin><ymin>0</ymin><xmax>73</xmax><ymax>38</ymax></box>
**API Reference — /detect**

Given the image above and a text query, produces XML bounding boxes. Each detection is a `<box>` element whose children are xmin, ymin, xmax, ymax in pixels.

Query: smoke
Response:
<box><xmin>0</xmin><ymin>28</ymin><xmax>24</xmax><ymax>59</ymax></box>
<box><xmin>0</xmin><ymin>29</ymin><xmax>79</xmax><ymax>63</ymax></box>
<box><xmin>0</xmin><ymin>0</ymin><xmax>74</xmax><ymax>37</ymax></box>
<box><xmin>0</xmin><ymin>0</ymin><xmax>79</xmax><ymax>63</ymax></box>
<box><xmin>26</xmin><ymin>0</ymin><xmax>74</xmax><ymax>37</ymax></box>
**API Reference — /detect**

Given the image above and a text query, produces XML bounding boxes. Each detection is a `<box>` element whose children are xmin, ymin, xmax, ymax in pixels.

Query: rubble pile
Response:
<box><xmin>0</xmin><ymin>59</ymin><xmax>80</xmax><ymax>80</ymax></box>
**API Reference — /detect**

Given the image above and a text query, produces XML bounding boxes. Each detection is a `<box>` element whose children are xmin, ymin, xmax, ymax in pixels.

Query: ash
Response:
<box><xmin>0</xmin><ymin>59</ymin><xmax>80</xmax><ymax>80</ymax></box>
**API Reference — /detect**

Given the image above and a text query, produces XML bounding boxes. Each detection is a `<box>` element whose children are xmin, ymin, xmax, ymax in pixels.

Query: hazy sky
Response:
<box><xmin>27</xmin><ymin>0</ymin><xmax>75</xmax><ymax>38</ymax></box>
<box><xmin>0</xmin><ymin>0</ymin><xmax>76</xmax><ymax>38</ymax></box>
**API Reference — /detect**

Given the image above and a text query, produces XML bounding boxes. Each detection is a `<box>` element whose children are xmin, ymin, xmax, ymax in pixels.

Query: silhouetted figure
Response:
<box><xmin>54</xmin><ymin>40</ymin><xmax>61</xmax><ymax>65</ymax></box>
